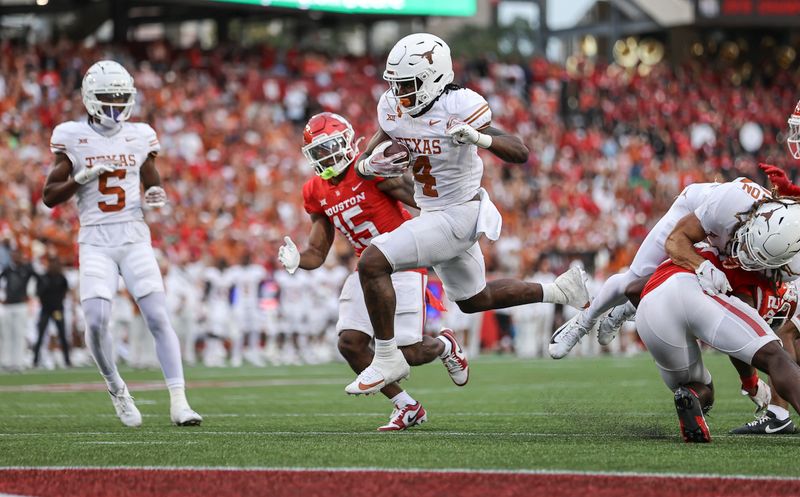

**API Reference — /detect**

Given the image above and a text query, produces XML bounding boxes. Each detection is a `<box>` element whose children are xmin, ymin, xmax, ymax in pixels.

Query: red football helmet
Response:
<box><xmin>787</xmin><ymin>99</ymin><xmax>800</xmax><ymax>159</ymax></box>
<box><xmin>302</xmin><ymin>112</ymin><xmax>357</xmax><ymax>179</ymax></box>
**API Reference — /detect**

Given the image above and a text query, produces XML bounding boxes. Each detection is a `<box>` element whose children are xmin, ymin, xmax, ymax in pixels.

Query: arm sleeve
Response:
<box><xmin>453</xmin><ymin>89</ymin><xmax>492</xmax><ymax>130</ymax></box>
<box><xmin>50</xmin><ymin>124</ymin><xmax>79</xmax><ymax>166</ymax></box>
<box><xmin>302</xmin><ymin>181</ymin><xmax>325</xmax><ymax>216</ymax></box>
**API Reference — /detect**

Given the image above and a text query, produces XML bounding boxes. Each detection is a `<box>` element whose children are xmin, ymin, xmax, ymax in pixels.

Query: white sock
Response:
<box><xmin>768</xmin><ymin>404</ymin><xmax>790</xmax><ymax>420</ymax></box>
<box><xmin>436</xmin><ymin>335</ymin><xmax>452</xmax><ymax>358</ymax></box>
<box><xmin>390</xmin><ymin>391</ymin><xmax>415</xmax><ymax>409</ymax></box>
<box><xmin>374</xmin><ymin>338</ymin><xmax>397</xmax><ymax>360</ymax></box>
<box><xmin>167</xmin><ymin>383</ymin><xmax>189</xmax><ymax>409</ymax></box>
<box><xmin>540</xmin><ymin>283</ymin><xmax>562</xmax><ymax>304</ymax></box>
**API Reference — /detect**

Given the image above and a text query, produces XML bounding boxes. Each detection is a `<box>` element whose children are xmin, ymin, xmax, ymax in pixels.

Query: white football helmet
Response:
<box><xmin>788</xmin><ymin>99</ymin><xmax>800</xmax><ymax>159</ymax></box>
<box><xmin>732</xmin><ymin>199</ymin><xmax>800</xmax><ymax>270</ymax></box>
<box><xmin>81</xmin><ymin>60</ymin><xmax>137</xmax><ymax>128</ymax></box>
<box><xmin>383</xmin><ymin>33</ymin><xmax>454</xmax><ymax>115</ymax></box>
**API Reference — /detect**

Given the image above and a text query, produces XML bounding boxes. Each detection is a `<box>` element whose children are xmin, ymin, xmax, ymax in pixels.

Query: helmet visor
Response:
<box><xmin>385</xmin><ymin>75</ymin><xmax>421</xmax><ymax>110</ymax></box>
<box><xmin>302</xmin><ymin>134</ymin><xmax>351</xmax><ymax>177</ymax></box>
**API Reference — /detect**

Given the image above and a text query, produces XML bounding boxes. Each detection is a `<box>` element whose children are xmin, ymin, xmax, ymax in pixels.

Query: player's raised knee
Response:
<box><xmin>357</xmin><ymin>246</ymin><xmax>391</xmax><ymax>277</ymax></box>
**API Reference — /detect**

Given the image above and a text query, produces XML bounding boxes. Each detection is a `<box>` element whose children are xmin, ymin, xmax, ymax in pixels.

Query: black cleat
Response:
<box><xmin>674</xmin><ymin>387</ymin><xmax>711</xmax><ymax>443</ymax></box>
<box><xmin>729</xmin><ymin>411</ymin><xmax>797</xmax><ymax>435</ymax></box>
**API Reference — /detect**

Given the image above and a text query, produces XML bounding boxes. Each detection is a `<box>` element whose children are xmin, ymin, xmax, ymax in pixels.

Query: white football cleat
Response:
<box><xmin>597</xmin><ymin>302</ymin><xmax>636</xmax><ymax>346</ymax></box>
<box><xmin>377</xmin><ymin>402</ymin><xmax>427</xmax><ymax>432</ymax></box>
<box><xmin>109</xmin><ymin>386</ymin><xmax>142</xmax><ymax>428</ymax></box>
<box><xmin>439</xmin><ymin>328</ymin><xmax>469</xmax><ymax>386</ymax></box>
<box><xmin>549</xmin><ymin>314</ymin><xmax>592</xmax><ymax>359</ymax></box>
<box><xmin>553</xmin><ymin>266</ymin><xmax>591</xmax><ymax>309</ymax></box>
<box><xmin>345</xmin><ymin>349</ymin><xmax>410</xmax><ymax>395</ymax></box>
<box><xmin>171</xmin><ymin>405</ymin><xmax>203</xmax><ymax>426</ymax></box>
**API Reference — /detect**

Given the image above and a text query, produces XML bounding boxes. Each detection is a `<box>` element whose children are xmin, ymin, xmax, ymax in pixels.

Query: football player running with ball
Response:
<box><xmin>347</xmin><ymin>33</ymin><xmax>591</xmax><ymax>395</ymax></box>
<box><xmin>43</xmin><ymin>61</ymin><xmax>201</xmax><ymax>427</ymax></box>
<box><xmin>278</xmin><ymin>112</ymin><xmax>469</xmax><ymax>431</ymax></box>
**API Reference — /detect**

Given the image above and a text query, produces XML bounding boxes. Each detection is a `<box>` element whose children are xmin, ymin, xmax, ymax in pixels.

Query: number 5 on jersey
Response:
<box><xmin>412</xmin><ymin>156</ymin><xmax>438</xmax><ymax>197</ymax></box>
<box><xmin>98</xmin><ymin>169</ymin><xmax>126</xmax><ymax>212</ymax></box>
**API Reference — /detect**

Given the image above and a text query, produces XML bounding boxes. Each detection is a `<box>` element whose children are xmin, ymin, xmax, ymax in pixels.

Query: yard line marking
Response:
<box><xmin>75</xmin><ymin>441</ymin><xmax>199</xmax><ymax>445</ymax></box>
<box><xmin>1</xmin><ymin>466</ymin><xmax>799</xmax><ymax>482</ymax></box>
<box><xmin>0</xmin><ymin>430</ymin><xmax>789</xmax><ymax>440</ymax></box>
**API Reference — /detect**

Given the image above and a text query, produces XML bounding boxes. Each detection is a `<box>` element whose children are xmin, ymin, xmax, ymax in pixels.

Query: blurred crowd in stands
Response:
<box><xmin>0</xmin><ymin>37</ymin><xmax>795</xmax><ymax>368</ymax></box>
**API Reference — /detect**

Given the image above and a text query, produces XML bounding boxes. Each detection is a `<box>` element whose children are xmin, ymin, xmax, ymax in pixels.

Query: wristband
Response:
<box><xmin>476</xmin><ymin>133</ymin><xmax>492</xmax><ymax>149</ymax></box>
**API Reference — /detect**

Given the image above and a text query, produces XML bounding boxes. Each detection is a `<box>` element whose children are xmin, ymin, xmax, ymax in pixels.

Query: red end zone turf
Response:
<box><xmin>1</xmin><ymin>468</ymin><xmax>800</xmax><ymax>497</ymax></box>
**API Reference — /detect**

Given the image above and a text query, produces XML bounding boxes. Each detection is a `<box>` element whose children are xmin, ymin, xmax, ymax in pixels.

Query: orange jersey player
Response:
<box><xmin>277</xmin><ymin>112</ymin><xmax>469</xmax><ymax>431</ymax></box>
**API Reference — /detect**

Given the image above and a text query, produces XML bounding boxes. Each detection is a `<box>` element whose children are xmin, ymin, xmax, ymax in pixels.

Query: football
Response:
<box><xmin>382</xmin><ymin>139</ymin><xmax>411</xmax><ymax>168</ymax></box>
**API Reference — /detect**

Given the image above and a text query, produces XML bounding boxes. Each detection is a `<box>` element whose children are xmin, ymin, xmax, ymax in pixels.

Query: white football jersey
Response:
<box><xmin>694</xmin><ymin>178</ymin><xmax>771</xmax><ymax>255</ymax></box>
<box><xmin>50</xmin><ymin>120</ymin><xmax>160</xmax><ymax>241</ymax></box>
<box><xmin>232</xmin><ymin>264</ymin><xmax>267</xmax><ymax>308</ymax></box>
<box><xmin>377</xmin><ymin>87</ymin><xmax>492</xmax><ymax>210</ymax></box>
<box><xmin>204</xmin><ymin>266</ymin><xmax>233</xmax><ymax>303</ymax></box>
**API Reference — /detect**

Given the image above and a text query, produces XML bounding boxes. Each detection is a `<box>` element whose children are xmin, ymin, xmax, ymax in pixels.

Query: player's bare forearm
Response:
<box><xmin>42</xmin><ymin>154</ymin><xmax>79</xmax><ymax>208</ymax></box>
<box><xmin>665</xmin><ymin>214</ymin><xmax>708</xmax><ymax>271</ymax></box>
<box><xmin>363</xmin><ymin>127</ymin><xmax>390</xmax><ymax>156</ymax></box>
<box><xmin>140</xmin><ymin>154</ymin><xmax>161</xmax><ymax>189</ymax></box>
<box><xmin>729</xmin><ymin>356</ymin><xmax>757</xmax><ymax>378</ymax></box>
<box><xmin>482</xmin><ymin>126</ymin><xmax>529</xmax><ymax>163</ymax></box>
<box><xmin>378</xmin><ymin>173</ymin><xmax>417</xmax><ymax>209</ymax></box>
<box><xmin>299</xmin><ymin>214</ymin><xmax>335</xmax><ymax>270</ymax></box>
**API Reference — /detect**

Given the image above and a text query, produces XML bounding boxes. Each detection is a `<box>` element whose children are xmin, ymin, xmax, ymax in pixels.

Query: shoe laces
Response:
<box><xmin>746</xmin><ymin>414</ymin><xmax>771</xmax><ymax>427</ymax></box>
<box><xmin>556</xmin><ymin>324</ymin><xmax>587</xmax><ymax>345</ymax></box>
<box><xmin>111</xmin><ymin>391</ymin><xmax>136</xmax><ymax>413</ymax></box>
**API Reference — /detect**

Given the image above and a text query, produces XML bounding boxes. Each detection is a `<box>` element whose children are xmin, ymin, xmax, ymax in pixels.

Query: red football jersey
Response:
<box><xmin>641</xmin><ymin>248</ymin><xmax>791</xmax><ymax>323</ymax></box>
<box><xmin>302</xmin><ymin>162</ymin><xmax>412</xmax><ymax>256</ymax></box>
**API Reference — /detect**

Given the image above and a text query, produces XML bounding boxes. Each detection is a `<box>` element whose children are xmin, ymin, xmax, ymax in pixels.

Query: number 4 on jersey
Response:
<box><xmin>412</xmin><ymin>156</ymin><xmax>438</xmax><ymax>197</ymax></box>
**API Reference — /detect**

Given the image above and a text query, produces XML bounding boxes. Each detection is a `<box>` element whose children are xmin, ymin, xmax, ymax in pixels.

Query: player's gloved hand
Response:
<box><xmin>759</xmin><ymin>162</ymin><xmax>800</xmax><ymax>197</ymax></box>
<box><xmin>278</xmin><ymin>236</ymin><xmax>300</xmax><ymax>274</ymax></box>
<box><xmin>144</xmin><ymin>186</ymin><xmax>167</xmax><ymax>208</ymax></box>
<box><xmin>695</xmin><ymin>259</ymin><xmax>732</xmax><ymax>296</ymax></box>
<box><xmin>741</xmin><ymin>378</ymin><xmax>771</xmax><ymax>415</ymax></box>
<box><xmin>446</xmin><ymin>118</ymin><xmax>492</xmax><ymax>148</ymax></box>
<box><xmin>73</xmin><ymin>163</ymin><xmax>115</xmax><ymax>185</ymax></box>
<box><xmin>355</xmin><ymin>142</ymin><xmax>408</xmax><ymax>178</ymax></box>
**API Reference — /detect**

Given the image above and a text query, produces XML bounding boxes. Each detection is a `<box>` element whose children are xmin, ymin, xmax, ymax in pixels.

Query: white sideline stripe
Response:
<box><xmin>0</xmin><ymin>465</ymin><xmax>798</xmax><ymax>482</ymax></box>
<box><xmin>0</xmin><ymin>493</ymin><xmax>35</xmax><ymax>497</ymax></box>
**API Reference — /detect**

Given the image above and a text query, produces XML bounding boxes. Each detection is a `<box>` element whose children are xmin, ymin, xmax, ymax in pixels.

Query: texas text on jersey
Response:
<box><xmin>377</xmin><ymin>86</ymin><xmax>492</xmax><ymax>211</ymax></box>
<box><xmin>302</xmin><ymin>160</ymin><xmax>412</xmax><ymax>256</ymax></box>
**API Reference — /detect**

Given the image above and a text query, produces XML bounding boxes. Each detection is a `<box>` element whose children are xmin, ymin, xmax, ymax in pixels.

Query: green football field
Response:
<box><xmin>1</xmin><ymin>352</ymin><xmax>798</xmax><ymax>477</ymax></box>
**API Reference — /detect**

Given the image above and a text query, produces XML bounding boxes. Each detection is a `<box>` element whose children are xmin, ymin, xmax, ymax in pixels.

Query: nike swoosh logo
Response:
<box><xmin>406</xmin><ymin>411</ymin><xmax>418</xmax><ymax>424</ymax></box>
<box><xmin>429</xmin><ymin>120</ymin><xmax>441</xmax><ymax>126</ymax></box>
<box><xmin>125</xmin><ymin>137</ymin><xmax>135</xmax><ymax>142</ymax></box>
<box><xmin>358</xmin><ymin>379</ymin><xmax>383</xmax><ymax>390</ymax></box>
<box><xmin>352</xmin><ymin>181</ymin><xmax>364</xmax><ymax>192</ymax></box>
<box><xmin>765</xmin><ymin>420</ymin><xmax>793</xmax><ymax>433</ymax></box>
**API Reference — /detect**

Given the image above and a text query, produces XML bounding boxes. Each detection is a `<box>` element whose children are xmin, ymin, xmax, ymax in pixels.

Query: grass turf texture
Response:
<box><xmin>1</xmin><ymin>353</ymin><xmax>798</xmax><ymax>476</ymax></box>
